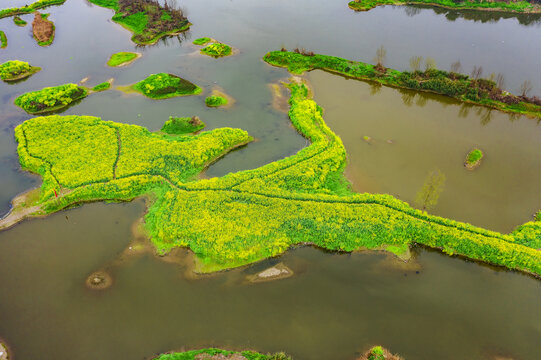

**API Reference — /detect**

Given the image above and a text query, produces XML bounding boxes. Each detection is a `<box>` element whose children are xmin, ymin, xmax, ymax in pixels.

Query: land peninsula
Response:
<box><xmin>264</xmin><ymin>50</ymin><xmax>541</xmax><ymax>119</ymax></box>
<box><xmin>0</xmin><ymin>60</ymin><xmax>41</xmax><ymax>82</ymax></box>
<box><xmin>130</xmin><ymin>73</ymin><xmax>202</xmax><ymax>99</ymax></box>
<box><xmin>0</xmin><ymin>0</ymin><xmax>66</xmax><ymax>19</ymax></box>
<box><xmin>2</xmin><ymin>78</ymin><xmax>540</xmax><ymax>277</ymax></box>
<box><xmin>88</xmin><ymin>0</ymin><xmax>191</xmax><ymax>45</ymax></box>
<box><xmin>348</xmin><ymin>0</ymin><xmax>541</xmax><ymax>13</ymax></box>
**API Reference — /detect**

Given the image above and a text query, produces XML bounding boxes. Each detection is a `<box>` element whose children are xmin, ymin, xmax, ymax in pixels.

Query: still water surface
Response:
<box><xmin>0</xmin><ymin>0</ymin><xmax>541</xmax><ymax>358</ymax></box>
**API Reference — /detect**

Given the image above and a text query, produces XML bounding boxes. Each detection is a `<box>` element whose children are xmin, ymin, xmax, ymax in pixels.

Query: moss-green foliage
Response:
<box><xmin>205</xmin><ymin>95</ymin><xmax>228</xmax><ymax>107</ymax></box>
<box><xmin>153</xmin><ymin>348</ymin><xmax>291</xmax><ymax>360</ymax></box>
<box><xmin>0</xmin><ymin>60</ymin><xmax>40</xmax><ymax>81</ymax></box>
<box><xmin>107</xmin><ymin>51</ymin><xmax>138</xmax><ymax>67</ymax></box>
<box><xmin>92</xmin><ymin>82</ymin><xmax>111</xmax><ymax>92</ymax></box>
<box><xmin>193</xmin><ymin>37</ymin><xmax>211</xmax><ymax>45</ymax></box>
<box><xmin>466</xmin><ymin>148</ymin><xmax>483</xmax><ymax>165</ymax></box>
<box><xmin>368</xmin><ymin>346</ymin><xmax>385</xmax><ymax>360</ymax></box>
<box><xmin>200</xmin><ymin>42</ymin><xmax>232</xmax><ymax>58</ymax></box>
<box><xmin>88</xmin><ymin>0</ymin><xmax>190</xmax><ymax>45</ymax></box>
<box><xmin>162</xmin><ymin>116</ymin><xmax>205</xmax><ymax>134</ymax></box>
<box><xmin>264</xmin><ymin>51</ymin><xmax>541</xmax><ymax>119</ymax></box>
<box><xmin>14</xmin><ymin>84</ymin><xmax>88</xmax><ymax>114</ymax></box>
<box><xmin>12</xmin><ymin>80</ymin><xmax>541</xmax><ymax>276</ymax></box>
<box><xmin>133</xmin><ymin>73</ymin><xmax>202</xmax><ymax>99</ymax></box>
<box><xmin>348</xmin><ymin>0</ymin><xmax>538</xmax><ymax>12</ymax></box>
<box><xmin>0</xmin><ymin>0</ymin><xmax>66</xmax><ymax>19</ymax></box>
<box><xmin>13</xmin><ymin>16</ymin><xmax>27</xmax><ymax>26</ymax></box>
<box><xmin>0</xmin><ymin>31</ymin><xmax>7</xmax><ymax>48</ymax></box>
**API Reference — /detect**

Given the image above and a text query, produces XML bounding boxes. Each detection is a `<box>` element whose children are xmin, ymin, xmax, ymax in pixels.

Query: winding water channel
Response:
<box><xmin>0</xmin><ymin>0</ymin><xmax>540</xmax><ymax>359</ymax></box>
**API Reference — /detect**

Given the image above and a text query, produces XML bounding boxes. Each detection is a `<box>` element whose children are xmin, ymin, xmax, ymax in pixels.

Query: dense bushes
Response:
<box><xmin>348</xmin><ymin>0</ymin><xmax>538</xmax><ymax>13</ymax></box>
<box><xmin>0</xmin><ymin>0</ymin><xmax>66</xmax><ymax>19</ymax></box>
<box><xmin>107</xmin><ymin>51</ymin><xmax>139</xmax><ymax>67</ymax></box>
<box><xmin>14</xmin><ymin>83</ymin><xmax>87</xmax><ymax>114</ymax></box>
<box><xmin>133</xmin><ymin>73</ymin><xmax>202</xmax><ymax>99</ymax></box>
<box><xmin>264</xmin><ymin>51</ymin><xmax>541</xmax><ymax>118</ymax></box>
<box><xmin>0</xmin><ymin>60</ymin><xmax>41</xmax><ymax>81</ymax></box>
<box><xmin>162</xmin><ymin>116</ymin><xmax>205</xmax><ymax>134</ymax></box>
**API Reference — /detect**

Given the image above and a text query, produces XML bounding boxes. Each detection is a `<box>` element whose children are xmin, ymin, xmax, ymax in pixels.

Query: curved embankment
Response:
<box><xmin>0</xmin><ymin>0</ymin><xmax>66</xmax><ymax>19</ymax></box>
<box><xmin>348</xmin><ymin>0</ymin><xmax>541</xmax><ymax>13</ymax></box>
<box><xmin>264</xmin><ymin>50</ymin><xmax>541</xmax><ymax>119</ymax></box>
<box><xmin>1</xmin><ymin>79</ymin><xmax>540</xmax><ymax>276</ymax></box>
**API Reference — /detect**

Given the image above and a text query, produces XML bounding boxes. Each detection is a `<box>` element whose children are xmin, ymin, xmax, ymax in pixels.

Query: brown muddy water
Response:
<box><xmin>0</xmin><ymin>0</ymin><xmax>541</xmax><ymax>359</ymax></box>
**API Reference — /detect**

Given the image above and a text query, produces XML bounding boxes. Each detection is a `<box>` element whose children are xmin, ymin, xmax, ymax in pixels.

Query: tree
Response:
<box><xmin>409</xmin><ymin>56</ymin><xmax>423</xmax><ymax>72</ymax></box>
<box><xmin>450</xmin><ymin>60</ymin><xmax>462</xmax><ymax>74</ymax></box>
<box><xmin>373</xmin><ymin>45</ymin><xmax>386</xmax><ymax>69</ymax></box>
<box><xmin>415</xmin><ymin>169</ymin><xmax>446</xmax><ymax>211</ymax></box>
<box><xmin>495</xmin><ymin>73</ymin><xmax>505</xmax><ymax>89</ymax></box>
<box><xmin>520</xmin><ymin>79</ymin><xmax>533</xmax><ymax>97</ymax></box>
<box><xmin>471</xmin><ymin>65</ymin><xmax>483</xmax><ymax>80</ymax></box>
<box><xmin>425</xmin><ymin>57</ymin><xmax>436</xmax><ymax>72</ymax></box>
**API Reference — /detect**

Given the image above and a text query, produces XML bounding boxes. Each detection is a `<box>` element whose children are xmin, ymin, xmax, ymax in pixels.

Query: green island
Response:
<box><xmin>263</xmin><ymin>50</ymin><xmax>541</xmax><ymax>119</ymax></box>
<box><xmin>3</xmin><ymin>79</ymin><xmax>541</xmax><ymax>276</ymax></box>
<box><xmin>0</xmin><ymin>0</ymin><xmax>66</xmax><ymax>19</ymax></box>
<box><xmin>0</xmin><ymin>60</ymin><xmax>41</xmax><ymax>82</ymax></box>
<box><xmin>465</xmin><ymin>148</ymin><xmax>484</xmax><ymax>170</ymax></box>
<box><xmin>131</xmin><ymin>73</ymin><xmax>202</xmax><ymax>99</ymax></box>
<box><xmin>193</xmin><ymin>37</ymin><xmax>212</xmax><ymax>45</ymax></box>
<box><xmin>14</xmin><ymin>83</ymin><xmax>88</xmax><ymax>114</ymax></box>
<box><xmin>347</xmin><ymin>0</ymin><xmax>541</xmax><ymax>13</ymax></box>
<box><xmin>151</xmin><ymin>346</ymin><xmax>402</xmax><ymax>360</ymax></box>
<box><xmin>88</xmin><ymin>0</ymin><xmax>191</xmax><ymax>45</ymax></box>
<box><xmin>107</xmin><ymin>51</ymin><xmax>140</xmax><ymax>67</ymax></box>
<box><xmin>200</xmin><ymin>42</ymin><xmax>233</xmax><ymax>58</ymax></box>
<box><xmin>162</xmin><ymin>116</ymin><xmax>206</xmax><ymax>134</ymax></box>
<box><xmin>0</xmin><ymin>31</ymin><xmax>7</xmax><ymax>49</ymax></box>
<box><xmin>206</xmin><ymin>95</ymin><xmax>228</xmax><ymax>107</ymax></box>
<box><xmin>92</xmin><ymin>81</ymin><xmax>111</xmax><ymax>92</ymax></box>
<box><xmin>13</xmin><ymin>16</ymin><xmax>27</xmax><ymax>26</ymax></box>
<box><xmin>32</xmin><ymin>12</ymin><xmax>55</xmax><ymax>46</ymax></box>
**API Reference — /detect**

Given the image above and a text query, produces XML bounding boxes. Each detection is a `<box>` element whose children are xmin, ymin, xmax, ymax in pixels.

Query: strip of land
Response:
<box><xmin>348</xmin><ymin>0</ymin><xmax>541</xmax><ymax>13</ymax></box>
<box><xmin>0</xmin><ymin>0</ymin><xmax>66</xmax><ymax>19</ymax></box>
<box><xmin>264</xmin><ymin>50</ymin><xmax>541</xmax><ymax>119</ymax></box>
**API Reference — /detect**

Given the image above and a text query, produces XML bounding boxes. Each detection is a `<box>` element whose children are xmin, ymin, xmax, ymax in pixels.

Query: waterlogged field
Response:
<box><xmin>0</xmin><ymin>0</ymin><xmax>541</xmax><ymax>359</ymax></box>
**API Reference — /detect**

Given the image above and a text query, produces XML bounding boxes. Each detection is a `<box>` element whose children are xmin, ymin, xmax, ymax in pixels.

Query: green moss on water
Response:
<box><xmin>201</xmin><ymin>42</ymin><xmax>232</xmax><ymax>58</ymax></box>
<box><xmin>0</xmin><ymin>0</ymin><xmax>66</xmax><ymax>19</ymax></box>
<box><xmin>132</xmin><ymin>73</ymin><xmax>202</xmax><ymax>99</ymax></box>
<box><xmin>162</xmin><ymin>116</ymin><xmax>205</xmax><ymax>134</ymax></box>
<box><xmin>193</xmin><ymin>37</ymin><xmax>211</xmax><ymax>45</ymax></box>
<box><xmin>0</xmin><ymin>60</ymin><xmax>41</xmax><ymax>82</ymax></box>
<box><xmin>205</xmin><ymin>95</ymin><xmax>228</xmax><ymax>107</ymax></box>
<box><xmin>348</xmin><ymin>0</ymin><xmax>540</xmax><ymax>13</ymax></box>
<box><xmin>107</xmin><ymin>51</ymin><xmax>139</xmax><ymax>67</ymax></box>
<box><xmin>92</xmin><ymin>82</ymin><xmax>111</xmax><ymax>92</ymax></box>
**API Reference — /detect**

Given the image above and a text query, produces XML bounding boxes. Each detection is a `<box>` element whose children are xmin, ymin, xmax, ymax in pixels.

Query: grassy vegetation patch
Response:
<box><xmin>263</xmin><ymin>50</ymin><xmax>541</xmax><ymax>119</ymax></box>
<box><xmin>92</xmin><ymin>82</ymin><xmax>111</xmax><ymax>92</ymax></box>
<box><xmin>0</xmin><ymin>60</ymin><xmax>41</xmax><ymax>82</ymax></box>
<box><xmin>193</xmin><ymin>37</ymin><xmax>211</xmax><ymax>45</ymax></box>
<box><xmin>0</xmin><ymin>31</ymin><xmax>7</xmax><ymax>48</ymax></box>
<box><xmin>153</xmin><ymin>348</ymin><xmax>291</xmax><ymax>360</ymax></box>
<box><xmin>132</xmin><ymin>73</ymin><xmax>202</xmax><ymax>99</ymax></box>
<box><xmin>107</xmin><ymin>51</ymin><xmax>139</xmax><ymax>67</ymax></box>
<box><xmin>88</xmin><ymin>0</ymin><xmax>191</xmax><ymax>45</ymax></box>
<box><xmin>13</xmin><ymin>16</ymin><xmax>27</xmax><ymax>26</ymax></box>
<box><xmin>465</xmin><ymin>148</ymin><xmax>483</xmax><ymax>170</ymax></box>
<box><xmin>200</xmin><ymin>42</ymin><xmax>232</xmax><ymax>58</ymax></box>
<box><xmin>14</xmin><ymin>83</ymin><xmax>88</xmax><ymax>114</ymax></box>
<box><xmin>348</xmin><ymin>0</ymin><xmax>539</xmax><ymax>13</ymax></box>
<box><xmin>162</xmin><ymin>116</ymin><xmax>205</xmax><ymax>134</ymax></box>
<box><xmin>0</xmin><ymin>0</ymin><xmax>66</xmax><ymax>19</ymax></box>
<box><xmin>205</xmin><ymin>95</ymin><xmax>228</xmax><ymax>107</ymax></box>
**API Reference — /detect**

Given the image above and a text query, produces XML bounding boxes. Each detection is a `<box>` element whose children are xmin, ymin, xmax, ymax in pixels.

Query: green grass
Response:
<box><xmin>0</xmin><ymin>60</ymin><xmax>41</xmax><ymax>82</ymax></box>
<box><xmin>107</xmin><ymin>51</ymin><xmax>139</xmax><ymax>67</ymax></box>
<box><xmin>34</xmin><ymin>13</ymin><xmax>55</xmax><ymax>46</ymax></box>
<box><xmin>0</xmin><ymin>31</ymin><xmax>7</xmax><ymax>48</ymax></box>
<box><xmin>0</xmin><ymin>0</ymin><xmax>66</xmax><ymax>19</ymax></box>
<box><xmin>193</xmin><ymin>37</ymin><xmax>211</xmax><ymax>45</ymax></box>
<box><xmin>152</xmin><ymin>348</ymin><xmax>291</xmax><ymax>360</ymax></box>
<box><xmin>88</xmin><ymin>0</ymin><xmax>191</xmax><ymax>45</ymax></box>
<box><xmin>200</xmin><ymin>42</ymin><xmax>232</xmax><ymax>58</ymax></box>
<box><xmin>14</xmin><ymin>83</ymin><xmax>88</xmax><ymax>114</ymax></box>
<box><xmin>132</xmin><ymin>73</ymin><xmax>202</xmax><ymax>99</ymax></box>
<box><xmin>205</xmin><ymin>95</ymin><xmax>228</xmax><ymax>107</ymax></box>
<box><xmin>9</xmin><ymin>79</ymin><xmax>541</xmax><ymax>277</ymax></box>
<box><xmin>348</xmin><ymin>0</ymin><xmax>539</xmax><ymax>12</ymax></box>
<box><xmin>263</xmin><ymin>50</ymin><xmax>541</xmax><ymax>119</ymax></box>
<box><xmin>465</xmin><ymin>148</ymin><xmax>483</xmax><ymax>169</ymax></box>
<box><xmin>92</xmin><ymin>82</ymin><xmax>111</xmax><ymax>92</ymax></box>
<box><xmin>162</xmin><ymin>116</ymin><xmax>205</xmax><ymax>134</ymax></box>
<box><xmin>13</xmin><ymin>16</ymin><xmax>27</xmax><ymax>26</ymax></box>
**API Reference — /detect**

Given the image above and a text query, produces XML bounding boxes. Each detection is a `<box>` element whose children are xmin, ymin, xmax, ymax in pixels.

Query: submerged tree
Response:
<box><xmin>415</xmin><ymin>169</ymin><xmax>446</xmax><ymax>211</ymax></box>
<box><xmin>425</xmin><ymin>57</ymin><xmax>436</xmax><ymax>72</ymax></box>
<box><xmin>495</xmin><ymin>73</ymin><xmax>505</xmax><ymax>89</ymax></box>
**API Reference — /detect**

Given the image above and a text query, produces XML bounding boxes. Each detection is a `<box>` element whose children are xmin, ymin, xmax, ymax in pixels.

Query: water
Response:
<box><xmin>0</xmin><ymin>0</ymin><xmax>540</xmax><ymax>358</ymax></box>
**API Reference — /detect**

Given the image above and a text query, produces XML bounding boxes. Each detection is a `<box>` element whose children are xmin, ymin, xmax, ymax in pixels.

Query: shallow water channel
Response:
<box><xmin>0</xmin><ymin>0</ymin><xmax>541</xmax><ymax>359</ymax></box>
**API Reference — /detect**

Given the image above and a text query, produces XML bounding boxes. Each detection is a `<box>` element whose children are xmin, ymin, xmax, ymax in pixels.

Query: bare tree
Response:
<box><xmin>520</xmin><ymin>80</ymin><xmax>533</xmax><ymax>97</ymax></box>
<box><xmin>495</xmin><ymin>73</ymin><xmax>505</xmax><ymax>89</ymax></box>
<box><xmin>409</xmin><ymin>56</ymin><xmax>423</xmax><ymax>72</ymax></box>
<box><xmin>450</xmin><ymin>60</ymin><xmax>462</xmax><ymax>74</ymax></box>
<box><xmin>471</xmin><ymin>65</ymin><xmax>483</xmax><ymax>80</ymax></box>
<box><xmin>425</xmin><ymin>57</ymin><xmax>436</xmax><ymax>72</ymax></box>
<box><xmin>373</xmin><ymin>45</ymin><xmax>387</xmax><ymax>68</ymax></box>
